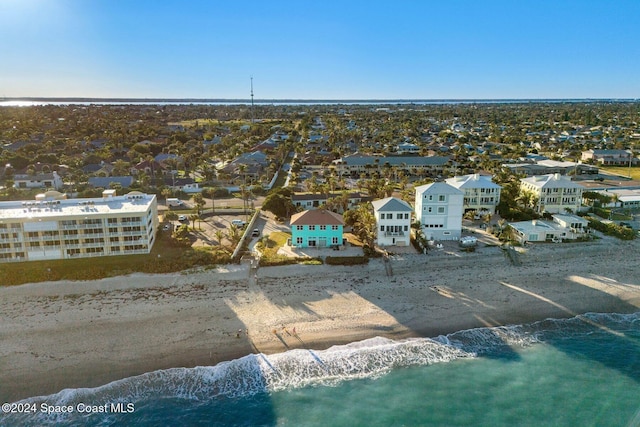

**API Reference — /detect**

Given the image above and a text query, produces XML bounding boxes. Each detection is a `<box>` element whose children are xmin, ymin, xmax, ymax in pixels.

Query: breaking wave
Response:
<box><xmin>3</xmin><ymin>311</ymin><xmax>638</xmax><ymax>425</ymax></box>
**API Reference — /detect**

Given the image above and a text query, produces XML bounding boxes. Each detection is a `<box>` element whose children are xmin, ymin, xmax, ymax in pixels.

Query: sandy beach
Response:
<box><xmin>1</xmin><ymin>236</ymin><xmax>640</xmax><ymax>402</ymax></box>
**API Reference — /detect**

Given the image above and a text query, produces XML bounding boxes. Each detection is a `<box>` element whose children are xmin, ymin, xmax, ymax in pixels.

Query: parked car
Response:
<box><xmin>231</xmin><ymin>219</ymin><xmax>246</xmax><ymax>228</ymax></box>
<box><xmin>251</xmin><ymin>229</ymin><xmax>260</xmax><ymax>237</ymax></box>
<box><xmin>178</xmin><ymin>215</ymin><xmax>188</xmax><ymax>222</ymax></box>
<box><xmin>162</xmin><ymin>224</ymin><xmax>172</xmax><ymax>231</ymax></box>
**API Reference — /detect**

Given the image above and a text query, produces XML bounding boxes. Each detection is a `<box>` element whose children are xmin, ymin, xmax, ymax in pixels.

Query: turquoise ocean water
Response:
<box><xmin>2</xmin><ymin>312</ymin><xmax>639</xmax><ymax>427</ymax></box>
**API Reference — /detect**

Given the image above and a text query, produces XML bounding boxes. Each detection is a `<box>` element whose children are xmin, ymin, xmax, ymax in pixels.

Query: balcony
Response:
<box><xmin>384</xmin><ymin>231</ymin><xmax>405</xmax><ymax>237</ymax></box>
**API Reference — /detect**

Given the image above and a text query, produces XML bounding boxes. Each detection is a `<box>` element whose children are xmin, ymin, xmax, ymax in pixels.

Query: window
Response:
<box><xmin>437</xmin><ymin>207</ymin><xmax>445</xmax><ymax>214</ymax></box>
<box><xmin>380</xmin><ymin>225</ymin><xmax>385</xmax><ymax>231</ymax></box>
<box><xmin>404</xmin><ymin>225</ymin><xmax>408</xmax><ymax>231</ymax></box>
<box><xmin>428</xmin><ymin>207</ymin><xmax>432</xmax><ymax>213</ymax></box>
<box><xmin>332</xmin><ymin>237</ymin><xmax>339</xmax><ymax>245</ymax></box>
<box><xmin>331</xmin><ymin>225</ymin><xmax>339</xmax><ymax>230</ymax></box>
<box><xmin>296</xmin><ymin>225</ymin><xmax>304</xmax><ymax>231</ymax></box>
<box><xmin>404</xmin><ymin>213</ymin><xmax>409</xmax><ymax>219</ymax></box>
<box><xmin>296</xmin><ymin>237</ymin><xmax>303</xmax><ymax>245</ymax></box>
<box><xmin>309</xmin><ymin>225</ymin><xmax>315</xmax><ymax>231</ymax></box>
<box><xmin>439</xmin><ymin>195</ymin><xmax>446</xmax><ymax>202</ymax></box>
<box><xmin>320</xmin><ymin>225</ymin><xmax>326</xmax><ymax>231</ymax></box>
<box><xmin>396</xmin><ymin>213</ymin><xmax>403</xmax><ymax>219</ymax></box>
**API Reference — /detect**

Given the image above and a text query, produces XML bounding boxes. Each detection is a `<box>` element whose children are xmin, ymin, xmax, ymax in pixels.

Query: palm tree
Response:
<box><xmin>192</xmin><ymin>193</ymin><xmax>205</xmax><ymax>215</ymax></box>
<box><xmin>214</xmin><ymin>230</ymin><xmax>225</xmax><ymax>246</ymax></box>
<box><xmin>189</xmin><ymin>214</ymin><xmax>199</xmax><ymax>231</ymax></box>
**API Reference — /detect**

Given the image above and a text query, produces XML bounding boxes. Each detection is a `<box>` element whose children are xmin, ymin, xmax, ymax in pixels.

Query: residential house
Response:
<box><xmin>292</xmin><ymin>192</ymin><xmax>372</xmax><ymax>213</ymax></box>
<box><xmin>14</xmin><ymin>171</ymin><xmax>63</xmax><ymax>190</ymax></box>
<box><xmin>290</xmin><ymin>209</ymin><xmax>344</xmax><ymax>248</ymax></box>
<box><xmin>0</xmin><ymin>190</ymin><xmax>157</xmax><ymax>263</ymax></box>
<box><xmin>414</xmin><ymin>182</ymin><xmax>464</xmax><ymax>240</ymax></box>
<box><xmin>581</xmin><ymin>149</ymin><xmax>637</xmax><ymax>165</ymax></box>
<box><xmin>163</xmin><ymin>176</ymin><xmax>202</xmax><ymax>193</ymax></box>
<box><xmin>333</xmin><ymin>154</ymin><xmax>450</xmax><ymax>177</ymax></box>
<box><xmin>395</xmin><ymin>142</ymin><xmax>420</xmax><ymax>154</ymax></box>
<box><xmin>132</xmin><ymin>159</ymin><xmax>166</xmax><ymax>176</ymax></box>
<box><xmin>88</xmin><ymin>176</ymin><xmax>134</xmax><ymax>189</ymax></box>
<box><xmin>371</xmin><ymin>197</ymin><xmax>413</xmax><ymax>247</ymax></box>
<box><xmin>445</xmin><ymin>173</ymin><xmax>502</xmax><ymax>214</ymax></box>
<box><xmin>82</xmin><ymin>163</ymin><xmax>115</xmax><ymax>177</ymax></box>
<box><xmin>597</xmin><ymin>189</ymin><xmax>640</xmax><ymax>210</ymax></box>
<box><xmin>520</xmin><ymin>174</ymin><xmax>585</xmax><ymax>214</ymax></box>
<box><xmin>219</xmin><ymin>151</ymin><xmax>268</xmax><ymax>181</ymax></box>
<box><xmin>502</xmin><ymin>160</ymin><xmax>598</xmax><ymax>176</ymax></box>
<box><xmin>509</xmin><ymin>214</ymin><xmax>589</xmax><ymax>244</ymax></box>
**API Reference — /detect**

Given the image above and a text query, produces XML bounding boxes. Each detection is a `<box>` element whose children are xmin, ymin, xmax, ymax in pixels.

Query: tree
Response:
<box><xmin>344</xmin><ymin>204</ymin><xmax>376</xmax><ymax>250</ymax></box>
<box><xmin>262</xmin><ymin>188</ymin><xmax>295</xmax><ymax>219</ymax></box>
<box><xmin>189</xmin><ymin>214</ymin><xmax>199</xmax><ymax>231</ymax></box>
<box><xmin>214</xmin><ymin>230</ymin><xmax>225</xmax><ymax>246</ymax></box>
<box><xmin>192</xmin><ymin>193</ymin><xmax>205</xmax><ymax>214</ymax></box>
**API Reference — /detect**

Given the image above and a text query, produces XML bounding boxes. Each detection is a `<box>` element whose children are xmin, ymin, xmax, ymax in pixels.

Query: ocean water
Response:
<box><xmin>2</xmin><ymin>312</ymin><xmax>639</xmax><ymax>427</ymax></box>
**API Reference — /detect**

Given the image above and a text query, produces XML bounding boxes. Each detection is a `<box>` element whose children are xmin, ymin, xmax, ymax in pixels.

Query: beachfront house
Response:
<box><xmin>519</xmin><ymin>174</ymin><xmax>585</xmax><ymax>214</ymax></box>
<box><xmin>509</xmin><ymin>214</ymin><xmax>589</xmax><ymax>244</ymax></box>
<box><xmin>445</xmin><ymin>173</ymin><xmax>502</xmax><ymax>214</ymax></box>
<box><xmin>0</xmin><ymin>190</ymin><xmax>158</xmax><ymax>263</ymax></box>
<box><xmin>414</xmin><ymin>182</ymin><xmax>464</xmax><ymax>240</ymax></box>
<box><xmin>371</xmin><ymin>197</ymin><xmax>413</xmax><ymax>247</ymax></box>
<box><xmin>290</xmin><ymin>209</ymin><xmax>344</xmax><ymax>248</ymax></box>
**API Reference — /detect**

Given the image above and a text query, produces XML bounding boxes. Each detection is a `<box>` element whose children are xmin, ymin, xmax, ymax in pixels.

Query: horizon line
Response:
<box><xmin>2</xmin><ymin>96</ymin><xmax>639</xmax><ymax>104</ymax></box>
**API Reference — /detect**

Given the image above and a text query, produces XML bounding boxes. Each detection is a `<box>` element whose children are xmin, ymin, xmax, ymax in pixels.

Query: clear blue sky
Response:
<box><xmin>1</xmin><ymin>0</ymin><xmax>639</xmax><ymax>99</ymax></box>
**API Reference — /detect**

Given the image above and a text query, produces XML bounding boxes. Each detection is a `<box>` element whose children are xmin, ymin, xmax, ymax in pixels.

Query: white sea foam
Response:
<box><xmin>5</xmin><ymin>311</ymin><xmax>638</xmax><ymax>425</ymax></box>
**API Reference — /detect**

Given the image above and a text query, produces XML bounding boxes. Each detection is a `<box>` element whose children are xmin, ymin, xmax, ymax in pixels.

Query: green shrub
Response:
<box><xmin>325</xmin><ymin>256</ymin><xmax>369</xmax><ymax>266</ymax></box>
<box><xmin>587</xmin><ymin>217</ymin><xmax>636</xmax><ymax>240</ymax></box>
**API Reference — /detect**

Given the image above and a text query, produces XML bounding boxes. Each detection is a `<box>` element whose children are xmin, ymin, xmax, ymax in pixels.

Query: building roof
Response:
<box><xmin>88</xmin><ymin>176</ymin><xmax>134</xmax><ymax>188</ymax></box>
<box><xmin>415</xmin><ymin>182</ymin><xmax>464</xmax><ymax>196</ymax></box>
<box><xmin>509</xmin><ymin>219</ymin><xmax>562</xmax><ymax>235</ymax></box>
<box><xmin>14</xmin><ymin>172</ymin><xmax>59</xmax><ymax>181</ymax></box>
<box><xmin>337</xmin><ymin>154</ymin><xmax>449</xmax><ymax>167</ymax></box>
<box><xmin>520</xmin><ymin>174</ymin><xmax>585</xmax><ymax>190</ymax></box>
<box><xmin>445</xmin><ymin>173</ymin><xmax>501</xmax><ymax>190</ymax></box>
<box><xmin>552</xmin><ymin>214</ymin><xmax>589</xmax><ymax>225</ymax></box>
<box><xmin>371</xmin><ymin>197</ymin><xmax>413</xmax><ymax>212</ymax></box>
<box><xmin>290</xmin><ymin>209</ymin><xmax>344</xmax><ymax>226</ymax></box>
<box><xmin>292</xmin><ymin>192</ymin><xmax>369</xmax><ymax>202</ymax></box>
<box><xmin>0</xmin><ymin>192</ymin><xmax>155</xmax><ymax>221</ymax></box>
<box><xmin>588</xmin><ymin>149</ymin><xmax>631</xmax><ymax>155</ymax></box>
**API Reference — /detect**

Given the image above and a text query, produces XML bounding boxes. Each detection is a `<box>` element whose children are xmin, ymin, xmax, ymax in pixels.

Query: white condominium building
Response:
<box><xmin>519</xmin><ymin>173</ymin><xmax>585</xmax><ymax>214</ymax></box>
<box><xmin>445</xmin><ymin>173</ymin><xmax>502</xmax><ymax>214</ymax></box>
<box><xmin>0</xmin><ymin>190</ymin><xmax>158</xmax><ymax>263</ymax></box>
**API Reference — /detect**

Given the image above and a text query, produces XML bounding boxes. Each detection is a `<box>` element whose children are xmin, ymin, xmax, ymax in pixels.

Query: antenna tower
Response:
<box><xmin>250</xmin><ymin>77</ymin><xmax>254</xmax><ymax>124</ymax></box>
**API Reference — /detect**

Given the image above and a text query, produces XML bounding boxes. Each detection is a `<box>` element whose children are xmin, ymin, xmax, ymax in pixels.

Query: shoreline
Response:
<box><xmin>2</xmin><ymin>238</ymin><xmax>639</xmax><ymax>402</ymax></box>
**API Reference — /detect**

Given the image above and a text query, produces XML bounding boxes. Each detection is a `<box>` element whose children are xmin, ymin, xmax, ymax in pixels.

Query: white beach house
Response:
<box><xmin>519</xmin><ymin>174</ymin><xmax>585</xmax><ymax>214</ymax></box>
<box><xmin>371</xmin><ymin>197</ymin><xmax>413</xmax><ymax>247</ymax></box>
<box><xmin>445</xmin><ymin>173</ymin><xmax>502</xmax><ymax>214</ymax></box>
<box><xmin>414</xmin><ymin>182</ymin><xmax>464</xmax><ymax>240</ymax></box>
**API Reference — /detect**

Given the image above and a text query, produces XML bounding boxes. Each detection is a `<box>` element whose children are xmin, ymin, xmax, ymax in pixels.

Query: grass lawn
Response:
<box><xmin>257</xmin><ymin>231</ymin><xmax>291</xmax><ymax>258</ymax></box>
<box><xmin>599</xmin><ymin>166</ymin><xmax>640</xmax><ymax>180</ymax></box>
<box><xmin>1</xmin><ymin>234</ymin><xmax>231</xmax><ymax>287</ymax></box>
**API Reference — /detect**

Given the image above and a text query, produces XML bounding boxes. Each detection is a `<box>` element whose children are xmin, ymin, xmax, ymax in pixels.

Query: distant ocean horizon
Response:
<box><xmin>2</xmin><ymin>311</ymin><xmax>639</xmax><ymax>427</ymax></box>
<box><xmin>1</xmin><ymin>98</ymin><xmax>639</xmax><ymax>107</ymax></box>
